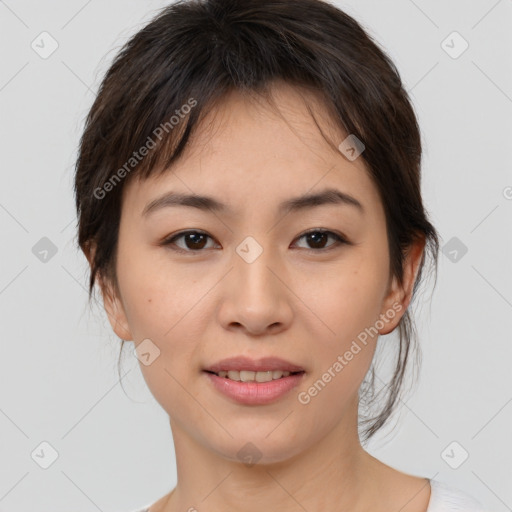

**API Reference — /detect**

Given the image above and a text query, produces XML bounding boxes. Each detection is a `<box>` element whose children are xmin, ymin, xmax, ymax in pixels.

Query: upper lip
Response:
<box><xmin>204</xmin><ymin>356</ymin><xmax>305</xmax><ymax>373</ymax></box>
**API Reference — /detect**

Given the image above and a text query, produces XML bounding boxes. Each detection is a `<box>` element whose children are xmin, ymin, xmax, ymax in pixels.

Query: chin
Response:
<box><xmin>202</xmin><ymin>429</ymin><xmax>309</xmax><ymax>467</ymax></box>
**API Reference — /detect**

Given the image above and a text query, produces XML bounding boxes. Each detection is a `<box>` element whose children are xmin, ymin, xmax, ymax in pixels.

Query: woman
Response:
<box><xmin>73</xmin><ymin>0</ymin><xmax>487</xmax><ymax>510</ymax></box>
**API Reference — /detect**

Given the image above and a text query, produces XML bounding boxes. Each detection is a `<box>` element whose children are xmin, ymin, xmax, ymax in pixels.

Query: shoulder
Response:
<box><xmin>427</xmin><ymin>479</ymin><xmax>488</xmax><ymax>512</ymax></box>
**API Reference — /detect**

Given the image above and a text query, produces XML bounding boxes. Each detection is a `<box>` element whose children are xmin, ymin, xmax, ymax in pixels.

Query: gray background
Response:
<box><xmin>0</xmin><ymin>0</ymin><xmax>511</xmax><ymax>510</ymax></box>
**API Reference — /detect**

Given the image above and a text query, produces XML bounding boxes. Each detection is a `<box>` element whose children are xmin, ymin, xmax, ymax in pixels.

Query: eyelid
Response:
<box><xmin>160</xmin><ymin>229</ymin><xmax>217</xmax><ymax>254</ymax></box>
<box><xmin>292</xmin><ymin>228</ymin><xmax>351</xmax><ymax>252</ymax></box>
<box><xmin>160</xmin><ymin>228</ymin><xmax>351</xmax><ymax>253</ymax></box>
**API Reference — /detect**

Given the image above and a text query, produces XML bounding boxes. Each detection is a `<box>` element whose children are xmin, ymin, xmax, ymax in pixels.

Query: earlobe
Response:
<box><xmin>378</xmin><ymin>236</ymin><xmax>426</xmax><ymax>336</ymax></box>
<box><xmin>84</xmin><ymin>241</ymin><xmax>133</xmax><ymax>342</ymax></box>
<box><xmin>99</xmin><ymin>276</ymin><xmax>133</xmax><ymax>341</ymax></box>
<box><xmin>378</xmin><ymin>274</ymin><xmax>404</xmax><ymax>336</ymax></box>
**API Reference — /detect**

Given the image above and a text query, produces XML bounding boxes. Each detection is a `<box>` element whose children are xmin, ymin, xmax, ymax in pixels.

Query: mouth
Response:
<box><xmin>203</xmin><ymin>369</ymin><xmax>305</xmax><ymax>382</ymax></box>
<box><xmin>203</xmin><ymin>355</ymin><xmax>305</xmax><ymax>378</ymax></box>
<box><xmin>202</xmin><ymin>356</ymin><xmax>306</xmax><ymax>403</ymax></box>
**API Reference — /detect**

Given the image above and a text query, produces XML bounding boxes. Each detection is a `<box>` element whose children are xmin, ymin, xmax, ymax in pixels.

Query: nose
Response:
<box><xmin>217</xmin><ymin>242</ymin><xmax>294</xmax><ymax>336</ymax></box>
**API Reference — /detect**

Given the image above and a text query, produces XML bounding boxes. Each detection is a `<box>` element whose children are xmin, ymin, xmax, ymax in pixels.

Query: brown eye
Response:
<box><xmin>162</xmin><ymin>230</ymin><xmax>216</xmax><ymax>252</ymax></box>
<box><xmin>161</xmin><ymin>229</ymin><xmax>349</xmax><ymax>254</ymax></box>
<box><xmin>293</xmin><ymin>230</ymin><xmax>348</xmax><ymax>251</ymax></box>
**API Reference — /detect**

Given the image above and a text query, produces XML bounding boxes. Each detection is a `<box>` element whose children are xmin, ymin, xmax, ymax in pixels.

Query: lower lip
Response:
<box><xmin>204</xmin><ymin>371</ymin><xmax>305</xmax><ymax>405</ymax></box>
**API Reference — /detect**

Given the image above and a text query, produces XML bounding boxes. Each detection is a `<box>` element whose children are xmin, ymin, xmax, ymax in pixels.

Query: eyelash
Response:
<box><xmin>160</xmin><ymin>229</ymin><xmax>350</xmax><ymax>254</ymax></box>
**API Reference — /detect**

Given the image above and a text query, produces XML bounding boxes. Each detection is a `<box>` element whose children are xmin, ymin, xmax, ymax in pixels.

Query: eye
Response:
<box><xmin>292</xmin><ymin>229</ymin><xmax>349</xmax><ymax>251</ymax></box>
<box><xmin>161</xmin><ymin>230</ymin><xmax>218</xmax><ymax>253</ymax></box>
<box><xmin>161</xmin><ymin>228</ymin><xmax>349</xmax><ymax>254</ymax></box>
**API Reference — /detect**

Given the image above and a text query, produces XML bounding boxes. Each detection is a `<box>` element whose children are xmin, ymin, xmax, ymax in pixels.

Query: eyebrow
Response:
<box><xmin>142</xmin><ymin>187</ymin><xmax>365</xmax><ymax>217</ymax></box>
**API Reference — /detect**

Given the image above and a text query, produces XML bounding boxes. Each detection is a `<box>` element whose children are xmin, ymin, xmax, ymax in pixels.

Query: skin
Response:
<box><xmin>96</xmin><ymin>81</ymin><xmax>429</xmax><ymax>512</ymax></box>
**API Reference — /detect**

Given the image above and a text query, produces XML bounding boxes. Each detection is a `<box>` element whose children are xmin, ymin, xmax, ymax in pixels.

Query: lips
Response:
<box><xmin>204</xmin><ymin>369</ymin><xmax>305</xmax><ymax>405</ymax></box>
<box><xmin>203</xmin><ymin>357</ymin><xmax>306</xmax><ymax>405</ymax></box>
<box><xmin>203</xmin><ymin>355</ymin><xmax>305</xmax><ymax>374</ymax></box>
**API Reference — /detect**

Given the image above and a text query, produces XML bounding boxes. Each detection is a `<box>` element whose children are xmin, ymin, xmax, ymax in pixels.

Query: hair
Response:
<box><xmin>74</xmin><ymin>0</ymin><xmax>440</xmax><ymax>443</ymax></box>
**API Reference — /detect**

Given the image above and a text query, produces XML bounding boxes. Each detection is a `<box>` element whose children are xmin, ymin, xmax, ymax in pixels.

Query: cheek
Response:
<box><xmin>295</xmin><ymin>263</ymin><xmax>387</xmax><ymax>422</ymax></box>
<box><xmin>115</xmin><ymin>247</ymin><xmax>157</xmax><ymax>338</ymax></box>
<box><xmin>117</xmin><ymin>250</ymin><xmax>212</xmax><ymax>382</ymax></box>
<box><xmin>115</xmin><ymin>237</ymin><xmax>187</xmax><ymax>332</ymax></box>
<box><xmin>117</xmin><ymin>256</ymin><xmax>206</xmax><ymax>414</ymax></box>
<box><xmin>308</xmin><ymin>254</ymin><xmax>388</xmax><ymax>345</ymax></box>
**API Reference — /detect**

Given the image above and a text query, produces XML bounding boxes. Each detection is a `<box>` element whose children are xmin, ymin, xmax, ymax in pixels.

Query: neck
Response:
<box><xmin>162</xmin><ymin>404</ymin><xmax>383</xmax><ymax>512</ymax></box>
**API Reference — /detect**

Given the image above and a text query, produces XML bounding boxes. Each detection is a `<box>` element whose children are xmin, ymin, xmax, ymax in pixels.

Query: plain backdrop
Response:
<box><xmin>0</xmin><ymin>1</ymin><xmax>511</xmax><ymax>510</ymax></box>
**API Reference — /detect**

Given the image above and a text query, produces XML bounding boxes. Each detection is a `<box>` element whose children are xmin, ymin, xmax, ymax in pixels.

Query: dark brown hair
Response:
<box><xmin>74</xmin><ymin>0</ymin><xmax>440</xmax><ymax>443</ymax></box>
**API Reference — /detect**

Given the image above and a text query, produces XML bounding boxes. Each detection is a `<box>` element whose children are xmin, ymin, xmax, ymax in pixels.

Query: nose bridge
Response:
<box><xmin>213</xmin><ymin>222</ymin><xmax>298</xmax><ymax>334</ymax></box>
<box><xmin>233</xmin><ymin>234</ymin><xmax>280</xmax><ymax>299</ymax></box>
<box><xmin>217</xmin><ymin>233</ymin><xmax>291</xmax><ymax>331</ymax></box>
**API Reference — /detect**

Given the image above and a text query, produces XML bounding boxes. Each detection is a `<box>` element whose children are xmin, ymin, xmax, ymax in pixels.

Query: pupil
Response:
<box><xmin>187</xmin><ymin>233</ymin><xmax>206</xmax><ymax>249</ymax></box>
<box><xmin>308</xmin><ymin>232</ymin><xmax>327</xmax><ymax>249</ymax></box>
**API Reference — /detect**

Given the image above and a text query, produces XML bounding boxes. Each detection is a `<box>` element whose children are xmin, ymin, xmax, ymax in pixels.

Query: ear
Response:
<box><xmin>98</xmin><ymin>274</ymin><xmax>133</xmax><ymax>341</ymax></box>
<box><xmin>84</xmin><ymin>241</ymin><xmax>133</xmax><ymax>342</ymax></box>
<box><xmin>378</xmin><ymin>235</ymin><xmax>426</xmax><ymax>335</ymax></box>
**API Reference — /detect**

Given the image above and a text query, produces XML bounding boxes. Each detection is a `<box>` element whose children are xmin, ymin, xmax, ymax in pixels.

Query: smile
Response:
<box><xmin>206</xmin><ymin>369</ymin><xmax>304</xmax><ymax>382</ymax></box>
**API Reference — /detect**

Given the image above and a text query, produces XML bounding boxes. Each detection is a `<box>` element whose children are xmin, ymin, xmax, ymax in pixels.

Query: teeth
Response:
<box><xmin>216</xmin><ymin>370</ymin><xmax>293</xmax><ymax>381</ymax></box>
<box><xmin>256</xmin><ymin>371</ymin><xmax>273</xmax><ymax>382</ymax></box>
<box><xmin>240</xmin><ymin>370</ymin><xmax>256</xmax><ymax>382</ymax></box>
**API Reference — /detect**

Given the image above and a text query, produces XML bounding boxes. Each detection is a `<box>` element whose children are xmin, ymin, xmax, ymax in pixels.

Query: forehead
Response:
<box><xmin>122</xmin><ymin>82</ymin><xmax>382</xmax><ymax>221</ymax></box>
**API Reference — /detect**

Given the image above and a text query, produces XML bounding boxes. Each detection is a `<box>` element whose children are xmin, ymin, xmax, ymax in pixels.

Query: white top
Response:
<box><xmin>132</xmin><ymin>479</ymin><xmax>488</xmax><ymax>512</ymax></box>
<box><xmin>427</xmin><ymin>479</ymin><xmax>488</xmax><ymax>511</ymax></box>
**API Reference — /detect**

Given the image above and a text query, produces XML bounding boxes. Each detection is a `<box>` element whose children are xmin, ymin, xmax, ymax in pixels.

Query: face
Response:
<box><xmin>100</xmin><ymin>82</ymin><xmax>421</xmax><ymax>464</ymax></box>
